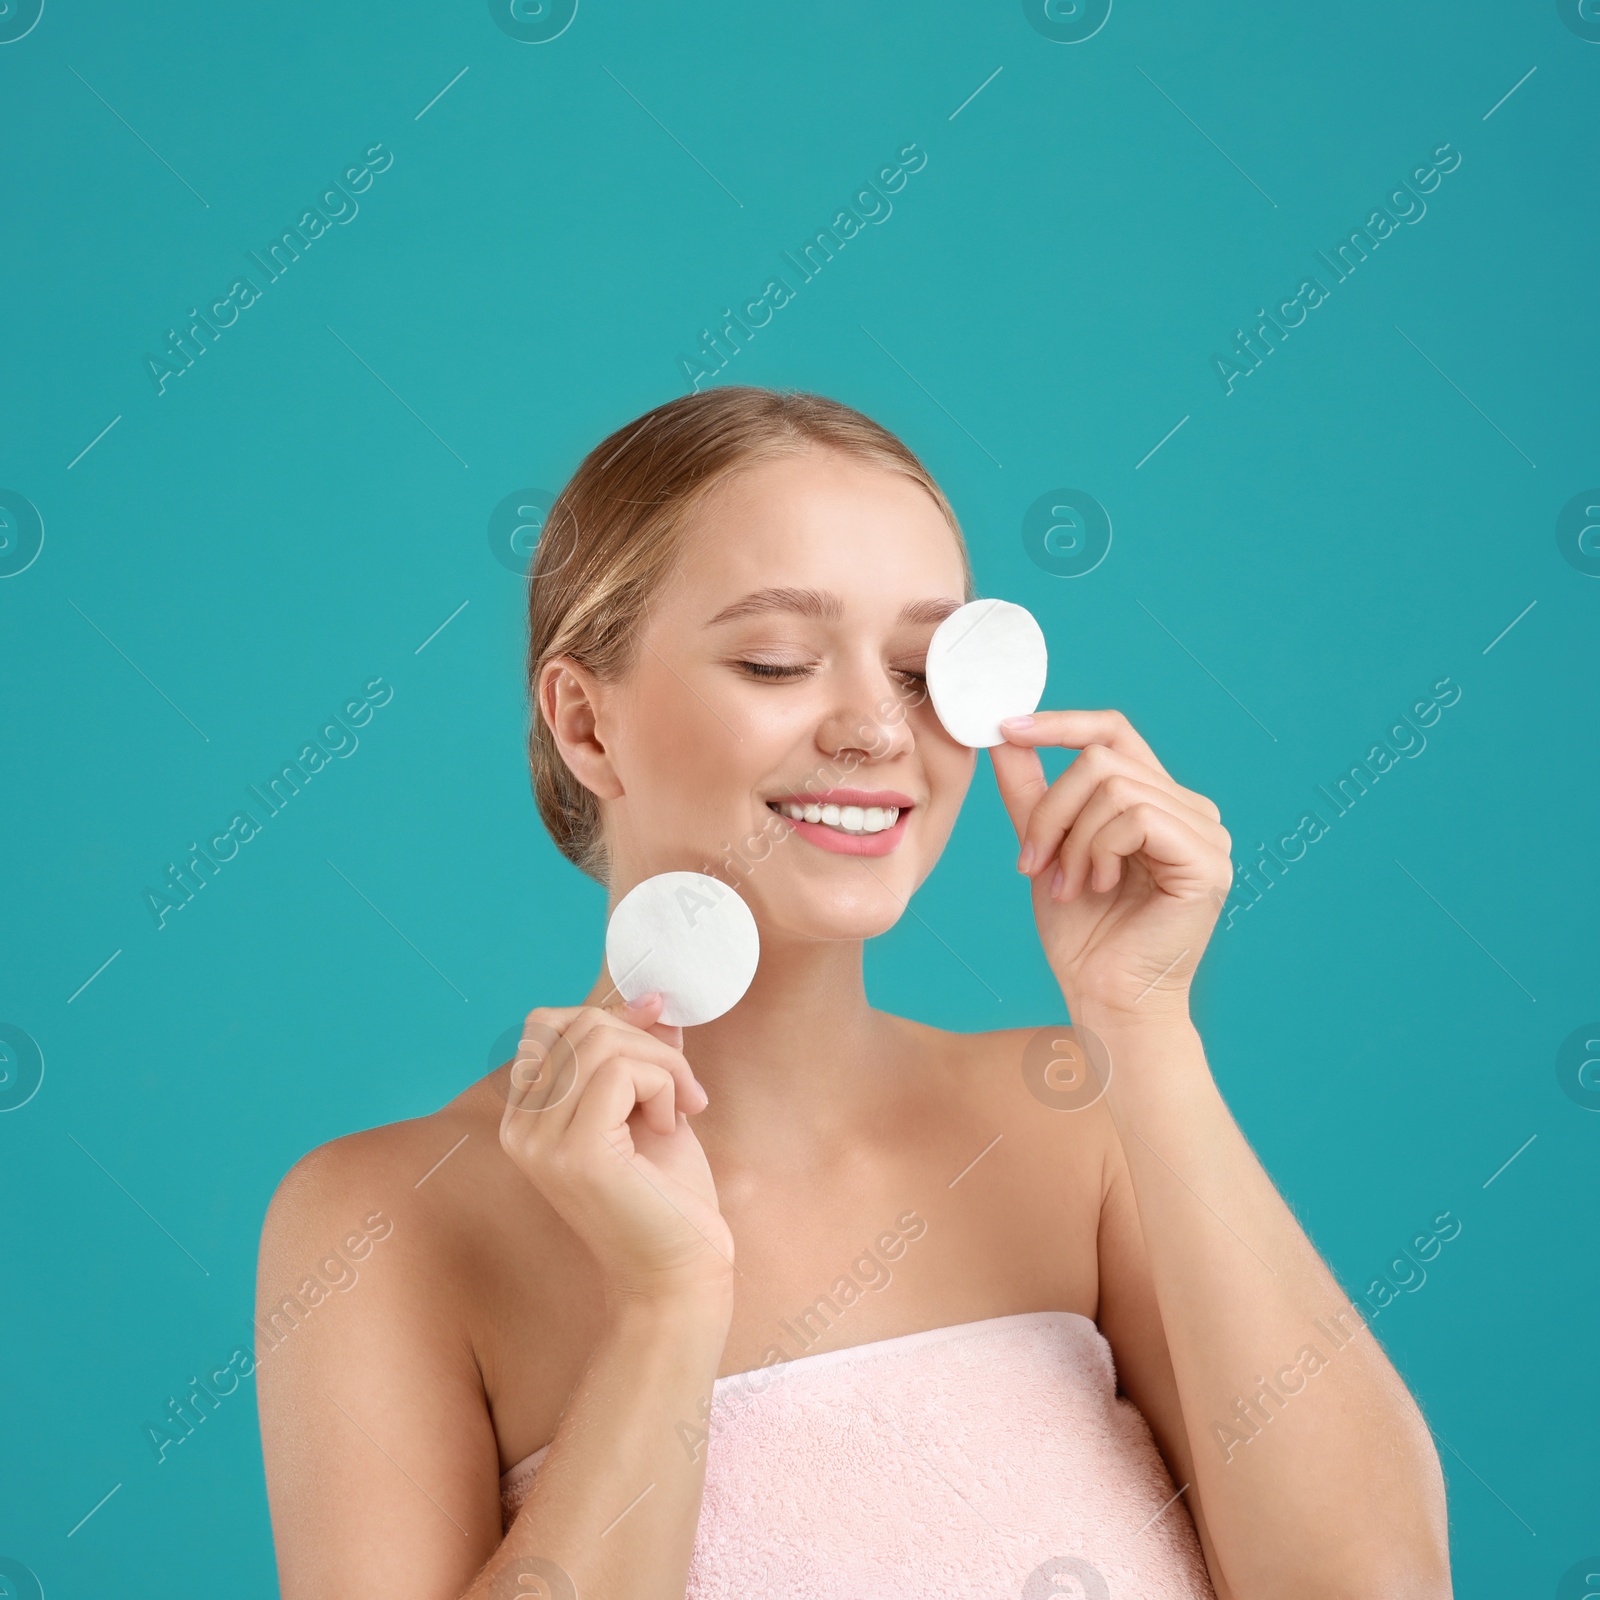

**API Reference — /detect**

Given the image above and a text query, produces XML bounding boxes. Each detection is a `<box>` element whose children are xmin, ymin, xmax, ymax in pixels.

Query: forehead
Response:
<box><xmin>665</xmin><ymin>448</ymin><xmax>966</xmax><ymax>611</ymax></box>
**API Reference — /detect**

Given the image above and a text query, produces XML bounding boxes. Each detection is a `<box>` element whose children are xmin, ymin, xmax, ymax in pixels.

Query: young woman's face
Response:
<box><xmin>598</xmin><ymin>447</ymin><xmax>977</xmax><ymax>943</ymax></box>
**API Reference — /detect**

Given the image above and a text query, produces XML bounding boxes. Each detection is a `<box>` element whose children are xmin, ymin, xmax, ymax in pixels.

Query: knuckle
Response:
<box><xmin>515</xmin><ymin>1024</ymin><xmax>557</xmax><ymax>1060</ymax></box>
<box><xmin>522</xmin><ymin>1015</ymin><xmax>570</xmax><ymax>1054</ymax></box>
<box><xmin>508</xmin><ymin>1059</ymin><xmax>550</xmax><ymax>1100</ymax></box>
<box><xmin>1103</xmin><ymin>773</ymin><xmax>1137</xmax><ymax>805</ymax></box>
<box><xmin>1079</xmin><ymin>744</ymin><xmax>1112</xmax><ymax>777</ymax></box>
<box><xmin>498</xmin><ymin>1119</ymin><xmax>535</xmax><ymax>1161</ymax></box>
<box><xmin>587</xmin><ymin>1054</ymin><xmax>624</xmax><ymax>1083</ymax></box>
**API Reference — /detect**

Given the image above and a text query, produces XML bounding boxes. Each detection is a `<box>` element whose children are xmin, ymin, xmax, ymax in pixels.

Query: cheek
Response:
<box><xmin>622</xmin><ymin>674</ymin><xmax>764</xmax><ymax>816</ymax></box>
<box><xmin>917</xmin><ymin>731</ymin><xmax>976</xmax><ymax>831</ymax></box>
<box><xmin>920</xmin><ymin>712</ymin><xmax>975</xmax><ymax>781</ymax></box>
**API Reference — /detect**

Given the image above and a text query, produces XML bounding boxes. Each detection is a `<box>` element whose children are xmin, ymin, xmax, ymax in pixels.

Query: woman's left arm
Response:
<box><xmin>991</xmin><ymin>710</ymin><xmax>1451</xmax><ymax>1600</ymax></box>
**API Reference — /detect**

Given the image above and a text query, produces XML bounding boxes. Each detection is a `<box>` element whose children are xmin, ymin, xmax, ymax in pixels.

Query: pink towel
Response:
<box><xmin>500</xmin><ymin>1310</ymin><xmax>1215</xmax><ymax>1597</ymax></box>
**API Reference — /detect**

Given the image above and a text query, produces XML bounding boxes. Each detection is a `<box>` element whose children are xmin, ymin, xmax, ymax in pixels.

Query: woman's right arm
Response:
<box><xmin>488</xmin><ymin>1282</ymin><xmax>733</xmax><ymax>1599</ymax></box>
<box><xmin>484</xmin><ymin>996</ymin><xmax>738</xmax><ymax>1599</ymax></box>
<box><xmin>256</xmin><ymin>995</ymin><xmax>735</xmax><ymax>1600</ymax></box>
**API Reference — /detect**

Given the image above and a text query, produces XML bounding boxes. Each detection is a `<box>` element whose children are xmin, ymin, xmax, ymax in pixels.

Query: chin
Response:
<box><xmin>750</xmin><ymin>870</ymin><xmax>918</xmax><ymax>944</ymax></box>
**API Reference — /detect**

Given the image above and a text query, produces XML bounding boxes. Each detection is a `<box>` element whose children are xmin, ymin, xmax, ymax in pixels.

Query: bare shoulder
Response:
<box><xmin>254</xmin><ymin>1071</ymin><xmax>549</xmax><ymax>1350</ymax></box>
<box><xmin>254</xmin><ymin>1082</ymin><xmax>532</xmax><ymax>1585</ymax></box>
<box><xmin>260</xmin><ymin>1094</ymin><xmax>469</xmax><ymax>1280</ymax></box>
<box><xmin>260</xmin><ymin>1112</ymin><xmax>437</xmax><ymax>1255</ymax></box>
<box><xmin>898</xmin><ymin>1014</ymin><xmax>1114</xmax><ymax>1122</ymax></box>
<box><xmin>885</xmin><ymin>1012</ymin><xmax>1116</xmax><ymax>1188</ymax></box>
<box><xmin>253</xmin><ymin>1065</ymin><xmax>599</xmax><ymax>1471</ymax></box>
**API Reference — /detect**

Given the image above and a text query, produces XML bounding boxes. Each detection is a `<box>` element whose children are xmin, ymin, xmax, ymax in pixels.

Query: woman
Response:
<box><xmin>256</xmin><ymin>387</ymin><xmax>1451</xmax><ymax>1598</ymax></box>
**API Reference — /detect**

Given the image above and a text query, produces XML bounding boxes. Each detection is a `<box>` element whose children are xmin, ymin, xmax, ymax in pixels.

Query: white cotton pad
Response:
<box><xmin>604</xmin><ymin>871</ymin><xmax>760</xmax><ymax>1027</ymax></box>
<box><xmin>925</xmin><ymin>598</ymin><xmax>1049</xmax><ymax>747</ymax></box>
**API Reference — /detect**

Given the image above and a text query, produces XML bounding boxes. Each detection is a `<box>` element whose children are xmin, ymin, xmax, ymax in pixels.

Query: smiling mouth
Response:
<box><xmin>763</xmin><ymin>788</ymin><xmax>916</xmax><ymax>844</ymax></box>
<box><xmin>767</xmin><ymin>799</ymin><xmax>901</xmax><ymax>835</ymax></box>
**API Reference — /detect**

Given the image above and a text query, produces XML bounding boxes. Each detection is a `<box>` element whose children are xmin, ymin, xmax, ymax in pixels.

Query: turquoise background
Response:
<box><xmin>3</xmin><ymin>1</ymin><xmax>1596</xmax><ymax>1593</ymax></box>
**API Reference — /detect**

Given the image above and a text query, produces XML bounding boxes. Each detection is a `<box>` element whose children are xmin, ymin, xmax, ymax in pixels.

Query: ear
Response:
<box><xmin>539</xmin><ymin>656</ymin><xmax>624</xmax><ymax>801</ymax></box>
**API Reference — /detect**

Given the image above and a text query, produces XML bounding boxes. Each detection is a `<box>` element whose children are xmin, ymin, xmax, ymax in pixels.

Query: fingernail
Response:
<box><xmin>694</xmin><ymin>1081</ymin><xmax>710</xmax><ymax>1110</ymax></box>
<box><xmin>1000</xmin><ymin>715</ymin><xmax>1035</xmax><ymax>730</ymax></box>
<box><xmin>1017</xmin><ymin>842</ymin><xmax>1037</xmax><ymax>874</ymax></box>
<box><xmin>634</xmin><ymin>990</ymin><xmax>662</xmax><ymax>1007</ymax></box>
<box><xmin>1050</xmin><ymin>866</ymin><xmax>1064</xmax><ymax>899</ymax></box>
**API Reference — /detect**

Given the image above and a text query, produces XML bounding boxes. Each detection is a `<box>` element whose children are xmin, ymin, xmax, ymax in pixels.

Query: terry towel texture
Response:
<box><xmin>500</xmin><ymin>1309</ymin><xmax>1215</xmax><ymax>1598</ymax></box>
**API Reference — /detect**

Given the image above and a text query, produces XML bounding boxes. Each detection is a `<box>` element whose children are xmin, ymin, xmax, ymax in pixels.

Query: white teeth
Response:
<box><xmin>774</xmin><ymin>801</ymin><xmax>901</xmax><ymax>835</ymax></box>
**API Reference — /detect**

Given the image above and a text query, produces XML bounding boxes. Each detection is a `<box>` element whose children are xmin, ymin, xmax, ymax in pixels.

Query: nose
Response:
<box><xmin>815</xmin><ymin>662</ymin><xmax>918</xmax><ymax>768</ymax></box>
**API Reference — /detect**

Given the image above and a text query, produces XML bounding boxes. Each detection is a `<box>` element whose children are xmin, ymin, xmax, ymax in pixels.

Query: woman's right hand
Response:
<box><xmin>498</xmin><ymin>994</ymin><xmax>735</xmax><ymax>1306</ymax></box>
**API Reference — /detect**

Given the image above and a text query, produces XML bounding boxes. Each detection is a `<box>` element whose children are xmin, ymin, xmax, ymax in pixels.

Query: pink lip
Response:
<box><xmin>765</xmin><ymin>790</ymin><xmax>916</xmax><ymax>857</ymax></box>
<box><xmin>766</xmin><ymin>788</ymin><xmax>915</xmax><ymax>808</ymax></box>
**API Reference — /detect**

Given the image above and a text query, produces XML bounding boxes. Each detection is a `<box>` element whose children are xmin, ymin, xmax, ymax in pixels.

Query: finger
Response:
<box><xmin>566</xmin><ymin>1056</ymin><xmax>681</xmax><ymax>1149</ymax></box>
<box><xmin>505</xmin><ymin>1003</ymin><xmax>624</xmax><ymax>1110</ymax></box>
<box><xmin>608</xmin><ymin>991</ymin><xmax>667</xmax><ymax>1034</ymax></box>
<box><xmin>998</xmin><ymin>709</ymin><xmax>1170</xmax><ymax>777</ymax></box>
<box><xmin>593</xmin><ymin>994</ymin><xmax>679</xmax><ymax>1050</ymax></box>
<box><xmin>506</xmin><ymin>1014</ymin><xmax>585</xmax><ymax>1117</ymax></box>
<box><xmin>504</xmin><ymin>1005</ymin><xmax>586</xmax><ymax>1070</ymax></box>
<box><xmin>508</xmin><ymin>1018</ymin><xmax>703</xmax><ymax>1139</ymax></box>
<box><xmin>563</xmin><ymin>1002</ymin><xmax>706</xmax><ymax>1110</ymax></box>
<box><xmin>989</xmin><ymin>738</ymin><xmax>1050</xmax><ymax>844</ymax></box>
<box><xmin>608</xmin><ymin>993</ymin><xmax>688</xmax><ymax>1054</ymax></box>
<box><xmin>1018</xmin><ymin>750</ymin><xmax>1223</xmax><ymax>880</ymax></box>
<box><xmin>990</xmin><ymin>709</ymin><xmax>1177</xmax><ymax>850</ymax></box>
<box><xmin>1075</xmin><ymin>803</ymin><xmax>1230</xmax><ymax>901</ymax></box>
<box><xmin>1057</xmin><ymin>777</ymin><xmax>1228</xmax><ymax>899</ymax></box>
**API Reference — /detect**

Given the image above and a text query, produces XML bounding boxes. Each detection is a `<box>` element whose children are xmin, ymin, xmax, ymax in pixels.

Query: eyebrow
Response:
<box><xmin>703</xmin><ymin>587</ymin><xmax>961</xmax><ymax>629</ymax></box>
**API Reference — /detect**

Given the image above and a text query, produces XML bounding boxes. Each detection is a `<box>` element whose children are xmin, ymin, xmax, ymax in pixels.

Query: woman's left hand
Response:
<box><xmin>990</xmin><ymin>710</ymin><xmax>1234</xmax><ymax>1022</ymax></box>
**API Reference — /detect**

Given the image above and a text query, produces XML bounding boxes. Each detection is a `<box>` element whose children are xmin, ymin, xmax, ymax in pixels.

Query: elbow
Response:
<box><xmin>1330</xmin><ymin>1434</ymin><xmax>1453</xmax><ymax>1599</ymax></box>
<box><xmin>1252</xmin><ymin>1425</ymin><xmax>1452</xmax><ymax>1600</ymax></box>
<box><xmin>1351</xmin><ymin>1543</ymin><xmax>1451</xmax><ymax>1600</ymax></box>
<box><xmin>1399</xmin><ymin>1418</ymin><xmax>1453</xmax><ymax>1596</ymax></box>
<box><xmin>1343</xmin><ymin>1550</ymin><xmax>1451</xmax><ymax>1600</ymax></box>
<box><xmin>1293</xmin><ymin>1530</ymin><xmax>1450</xmax><ymax>1600</ymax></box>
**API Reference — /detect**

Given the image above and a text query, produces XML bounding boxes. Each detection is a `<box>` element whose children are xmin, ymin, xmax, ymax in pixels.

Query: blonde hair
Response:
<box><xmin>527</xmin><ymin>386</ymin><xmax>974</xmax><ymax>882</ymax></box>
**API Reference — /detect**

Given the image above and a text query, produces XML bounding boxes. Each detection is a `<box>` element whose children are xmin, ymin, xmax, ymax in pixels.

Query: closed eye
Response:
<box><xmin>736</xmin><ymin>660</ymin><xmax>812</xmax><ymax>681</ymax></box>
<box><xmin>735</xmin><ymin>661</ymin><xmax>927</xmax><ymax>689</ymax></box>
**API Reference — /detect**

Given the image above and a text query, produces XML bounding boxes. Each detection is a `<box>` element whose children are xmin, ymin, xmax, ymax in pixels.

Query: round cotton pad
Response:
<box><xmin>925</xmin><ymin>598</ymin><xmax>1049</xmax><ymax>747</ymax></box>
<box><xmin>604</xmin><ymin>871</ymin><xmax>760</xmax><ymax>1027</ymax></box>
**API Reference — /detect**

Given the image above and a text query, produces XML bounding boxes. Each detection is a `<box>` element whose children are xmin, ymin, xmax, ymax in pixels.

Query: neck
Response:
<box><xmin>584</xmin><ymin>935</ymin><xmax>902</xmax><ymax>1159</ymax></box>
